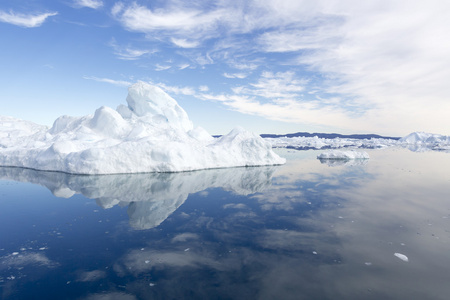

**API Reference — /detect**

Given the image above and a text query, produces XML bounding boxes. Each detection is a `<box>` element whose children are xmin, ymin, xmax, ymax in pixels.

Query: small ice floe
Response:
<box><xmin>149</xmin><ymin>283</ymin><xmax>156</xmax><ymax>287</ymax></box>
<box><xmin>317</xmin><ymin>150</ymin><xmax>370</xmax><ymax>160</ymax></box>
<box><xmin>184</xmin><ymin>248</ymin><xmax>190</xmax><ymax>252</ymax></box>
<box><xmin>312</xmin><ymin>251</ymin><xmax>317</xmax><ymax>255</ymax></box>
<box><xmin>365</xmin><ymin>262</ymin><xmax>372</xmax><ymax>266</ymax></box>
<box><xmin>12</xmin><ymin>252</ymin><xmax>19</xmax><ymax>256</ymax></box>
<box><xmin>394</xmin><ymin>253</ymin><xmax>409</xmax><ymax>262</ymax></box>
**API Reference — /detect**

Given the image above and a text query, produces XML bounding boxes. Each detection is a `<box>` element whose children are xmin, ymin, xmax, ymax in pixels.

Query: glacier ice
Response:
<box><xmin>0</xmin><ymin>82</ymin><xmax>285</xmax><ymax>174</ymax></box>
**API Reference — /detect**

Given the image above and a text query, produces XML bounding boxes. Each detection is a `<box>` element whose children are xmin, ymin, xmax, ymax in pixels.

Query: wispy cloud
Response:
<box><xmin>111</xmin><ymin>0</ymin><xmax>450</xmax><ymax>134</ymax></box>
<box><xmin>73</xmin><ymin>0</ymin><xmax>103</xmax><ymax>9</ymax></box>
<box><xmin>178</xmin><ymin>63</ymin><xmax>190</xmax><ymax>70</ymax></box>
<box><xmin>109</xmin><ymin>38</ymin><xmax>155</xmax><ymax>60</ymax></box>
<box><xmin>0</xmin><ymin>10</ymin><xmax>57</xmax><ymax>28</ymax></box>
<box><xmin>155</xmin><ymin>64</ymin><xmax>171</xmax><ymax>71</ymax></box>
<box><xmin>223</xmin><ymin>73</ymin><xmax>248</xmax><ymax>79</ymax></box>
<box><xmin>238</xmin><ymin>71</ymin><xmax>307</xmax><ymax>99</ymax></box>
<box><xmin>113</xmin><ymin>2</ymin><xmax>227</xmax><ymax>44</ymax></box>
<box><xmin>158</xmin><ymin>83</ymin><xmax>196</xmax><ymax>96</ymax></box>
<box><xmin>83</xmin><ymin>76</ymin><xmax>132</xmax><ymax>87</ymax></box>
<box><xmin>171</xmin><ymin>38</ymin><xmax>200</xmax><ymax>48</ymax></box>
<box><xmin>197</xmin><ymin>71</ymin><xmax>367</xmax><ymax>131</ymax></box>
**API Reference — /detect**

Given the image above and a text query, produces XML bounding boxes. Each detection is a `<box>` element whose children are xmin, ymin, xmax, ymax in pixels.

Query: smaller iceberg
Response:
<box><xmin>399</xmin><ymin>132</ymin><xmax>450</xmax><ymax>151</ymax></box>
<box><xmin>317</xmin><ymin>150</ymin><xmax>369</xmax><ymax>160</ymax></box>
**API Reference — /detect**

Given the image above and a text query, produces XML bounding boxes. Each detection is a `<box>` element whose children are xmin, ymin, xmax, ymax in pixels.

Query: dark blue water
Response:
<box><xmin>1</xmin><ymin>148</ymin><xmax>450</xmax><ymax>299</ymax></box>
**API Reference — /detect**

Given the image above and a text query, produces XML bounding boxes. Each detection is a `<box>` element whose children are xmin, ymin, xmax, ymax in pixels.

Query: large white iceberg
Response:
<box><xmin>0</xmin><ymin>82</ymin><xmax>285</xmax><ymax>174</ymax></box>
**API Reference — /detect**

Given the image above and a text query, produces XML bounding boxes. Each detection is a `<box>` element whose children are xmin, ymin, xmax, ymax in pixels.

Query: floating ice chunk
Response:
<box><xmin>317</xmin><ymin>150</ymin><xmax>369</xmax><ymax>160</ymax></box>
<box><xmin>0</xmin><ymin>82</ymin><xmax>285</xmax><ymax>174</ymax></box>
<box><xmin>394</xmin><ymin>253</ymin><xmax>409</xmax><ymax>262</ymax></box>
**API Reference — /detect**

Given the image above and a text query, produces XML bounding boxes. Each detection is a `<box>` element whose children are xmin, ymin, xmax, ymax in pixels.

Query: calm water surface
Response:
<box><xmin>1</xmin><ymin>148</ymin><xmax>450</xmax><ymax>300</ymax></box>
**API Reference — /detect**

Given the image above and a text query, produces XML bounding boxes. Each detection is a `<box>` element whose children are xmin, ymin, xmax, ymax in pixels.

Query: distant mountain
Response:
<box><xmin>260</xmin><ymin>132</ymin><xmax>401</xmax><ymax>140</ymax></box>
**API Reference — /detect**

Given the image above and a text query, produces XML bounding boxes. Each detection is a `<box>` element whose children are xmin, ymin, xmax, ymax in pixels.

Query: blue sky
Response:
<box><xmin>1</xmin><ymin>0</ymin><xmax>449</xmax><ymax>136</ymax></box>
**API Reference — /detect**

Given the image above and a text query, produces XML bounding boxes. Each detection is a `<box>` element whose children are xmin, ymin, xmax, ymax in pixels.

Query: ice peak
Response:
<box><xmin>126</xmin><ymin>82</ymin><xmax>193</xmax><ymax>132</ymax></box>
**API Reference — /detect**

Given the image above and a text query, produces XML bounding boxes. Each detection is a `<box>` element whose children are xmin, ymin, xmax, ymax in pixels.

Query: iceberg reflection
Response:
<box><xmin>318</xmin><ymin>158</ymin><xmax>369</xmax><ymax>167</ymax></box>
<box><xmin>0</xmin><ymin>166</ymin><xmax>277</xmax><ymax>229</ymax></box>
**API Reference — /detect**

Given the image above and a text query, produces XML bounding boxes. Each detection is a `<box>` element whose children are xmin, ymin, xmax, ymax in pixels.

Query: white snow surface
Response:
<box><xmin>0</xmin><ymin>82</ymin><xmax>285</xmax><ymax>174</ymax></box>
<box><xmin>317</xmin><ymin>150</ymin><xmax>370</xmax><ymax>160</ymax></box>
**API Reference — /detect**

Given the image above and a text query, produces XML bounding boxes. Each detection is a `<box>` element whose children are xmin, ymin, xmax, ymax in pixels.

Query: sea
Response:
<box><xmin>1</xmin><ymin>147</ymin><xmax>449</xmax><ymax>299</ymax></box>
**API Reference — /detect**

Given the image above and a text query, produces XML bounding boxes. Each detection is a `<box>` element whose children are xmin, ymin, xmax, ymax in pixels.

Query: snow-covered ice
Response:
<box><xmin>0</xmin><ymin>82</ymin><xmax>285</xmax><ymax>174</ymax></box>
<box><xmin>317</xmin><ymin>150</ymin><xmax>370</xmax><ymax>160</ymax></box>
<box><xmin>394</xmin><ymin>253</ymin><xmax>409</xmax><ymax>262</ymax></box>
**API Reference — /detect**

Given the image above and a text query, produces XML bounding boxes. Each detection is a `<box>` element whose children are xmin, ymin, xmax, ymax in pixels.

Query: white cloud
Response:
<box><xmin>198</xmin><ymin>71</ymin><xmax>368</xmax><ymax>132</ymax></box>
<box><xmin>0</xmin><ymin>10</ymin><xmax>57</xmax><ymax>28</ymax></box>
<box><xmin>158</xmin><ymin>83</ymin><xmax>196</xmax><ymax>96</ymax></box>
<box><xmin>83</xmin><ymin>76</ymin><xmax>132</xmax><ymax>87</ymax></box>
<box><xmin>74</xmin><ymin>0</ymin><xmax>103</xmax><ymax>9</ymax></box>
<box><xmin>109</xmin><ymin>0</ymin><xmax>450</xmax><ymax>134</ymax></box>
<box><xmin>109</xmin><ymin>38</ymin><xmax>155</xmax><ymax>60</ymax></box>
<box><xmin>178</xmin><ymin>63</ymin><xmax>190</xmax><ymax>70</ymax></box>
<box><xmin>155</xmin><ymin>64</ymin><xmax>171</xmax><ymax>71</ymax></box>
<box><xmin>199</xmin><ymin>85</ymin><xmax>209</xmax><ymax>92</ymax></box>
<box><xmin>240</xmin><ymin>71</ymin><xmax>307</xmax><ymax>99</ymax></box>
<box><xmin>171</xmin><ymin>38</ymin><xmax>200</xmax><ymax>48</ymax></box>
<box><xmin>114</xmin><ymin>3</ymin><xmax>223</xmax><ymax>37</ymax></box>
<box><xmin>223</xmin><ymin>73</ymin><xmax>248</xmax><ymax>79</ymax></box>
<box><xmin>111</xmin><ymin>2</ymin><xmax>124</xmax><ymax>16</ymax></box>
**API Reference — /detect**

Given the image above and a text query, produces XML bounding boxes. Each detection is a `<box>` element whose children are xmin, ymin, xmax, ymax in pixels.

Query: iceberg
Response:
<box><xmin>317</xmin><ymin>150</ymin><xmax>370</xmax><ymax>160</ymax></box>
<box><xmin>399</xmin><ymin>132</ymin><xmax>450</xmax><ymax>151</ymax></box>
<box><xmin>0</xmin><ymin>82</ymin><xmax>285</xmax><ymax>174</ymax></box>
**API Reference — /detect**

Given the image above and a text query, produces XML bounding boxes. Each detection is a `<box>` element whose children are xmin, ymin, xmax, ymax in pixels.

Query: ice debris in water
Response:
<box><xmin>0</xmin><ymin>82</ymin><xmax>285</xmax><ymax>174</ymax></box>
<box><xmin>266</xmin><ymin>131</ymin><xmax>450</xmax><ymax>152</ymax></box>
<box><xmin>317</xmin><ymin>150</ymin><xmax>370</xmax><ymax>160</ymax></box>
<box><xmin>394</xmin><ymin>253</ymin><xmax>409</xmax><ymax>262</ymax></box>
